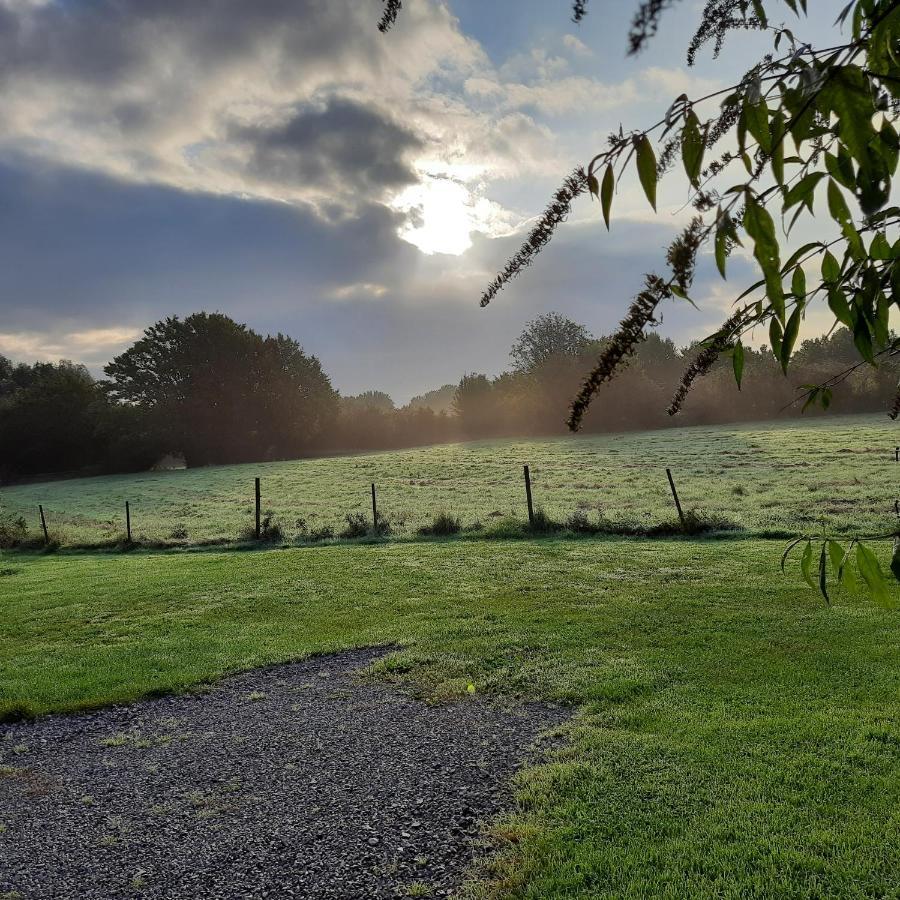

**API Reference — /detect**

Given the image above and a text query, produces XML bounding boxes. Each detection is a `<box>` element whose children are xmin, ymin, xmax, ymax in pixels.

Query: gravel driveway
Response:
<box><xmin>0</xmin><ymin>647</ymin><xmax>565</xmax><ymax>899</ymax></box>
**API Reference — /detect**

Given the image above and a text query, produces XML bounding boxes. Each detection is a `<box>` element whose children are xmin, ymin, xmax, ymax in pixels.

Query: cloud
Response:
<box><xmin>0</xmin><ymin>0</ymin><xmax>486</xmax><ymax>213</ymax></box>
<box><xmin>0</xmin><ymin>327</ymin><xmax>141</xmax><ymax>367</ymax></box>
<box><xmin>232</xmin><ymin>97</ymin><xmax>424</xmax><ymax>205</ymax></box>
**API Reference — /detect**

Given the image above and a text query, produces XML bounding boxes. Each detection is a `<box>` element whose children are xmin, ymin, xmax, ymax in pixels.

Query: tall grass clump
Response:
<box><xmin>418</xmin><ymin>512</ymin><xmax>461</xmax><ymax>537</ymax></box>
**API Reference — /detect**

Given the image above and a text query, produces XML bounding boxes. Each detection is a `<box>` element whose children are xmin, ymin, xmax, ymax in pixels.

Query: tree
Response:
<box><xmin>510</xmin><ymin>313</ymin><xmax>593</xmax><ymax>374</ymax></box>
<box><xmin>0</xmin><ymin>360</ymin><xmax>122</xmax><ymax>479</ymax></box>
<box><xmin>105</xmin><ymin>313</ymin><xmax>338</xmax><ymax>466</ymax></box>
<box><xmin>381</xmin><ymin>0</ymin><xmax>899</xmax><ymax>598</ymax></box>
<box><xmin>453</xmin><ymin>374</ymin><xmax>501</xmax><ymax>437</ymax></box>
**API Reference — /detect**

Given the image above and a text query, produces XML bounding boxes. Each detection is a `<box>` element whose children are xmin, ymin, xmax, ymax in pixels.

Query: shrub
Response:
<box><xmin>238</xmin><ymin>511</ymin><xmax>283</xmax><ymax>543</ymax></box>
<box><xmin>339</xmin><ymin>512</ymin><xmax>370</xmax><ymax>539</ymax></box>
<box><xmin>308</xmin><ymin>525</ymin><xmax>334</xmax><ymax>542</ymax></box>
<box><xmin>0</xmin><ymin>515</ymin><xmax>27</xmax><ymax>549</ymax></box>
<box><xmin>528</xmin><ymin>507</ymin><xmax>557</xmax><ymax>534</ymax></box>
<box><xmin>417</xmin><ymin>512</ymin><xmax>461</xmax><ymax>537</ymax></box>
<box><xmin>169</xmin><ymin>524</ymin><xmax>189</xmax><ymax>540</ymax></box>
<box><xmin>565</xmin><ymin>509</ymin><xmax>597</xmax><ymax>534</ymax></box>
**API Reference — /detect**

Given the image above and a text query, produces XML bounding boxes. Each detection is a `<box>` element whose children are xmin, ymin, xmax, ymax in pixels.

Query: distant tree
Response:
<box><xmin>105</xmin><ymin>313</ymin><xmax>337</xmax><ymax>465</ymax></box>
<box><xmin>342</xmin><ymin>390</ymin><xmax>396</xmax><ymax>413</ymax></box>
<box><xmin>453</xmin><ymin>374</ymin><xmax>501</xmax><ymax>437</ymax></box>
<box><xmin>510</xmin><ymin>313</ymin><xmax>593</xmax><ymax>374</ymax></box>
<box><xmin>0</xmin><ymin>361</ymin><xmax>109</xmax><ymax>479</ymax></box>
<box><xmin>408</xmin><ymin>384</ymin><xmax>458</xmax><ymax>415</ymax></box>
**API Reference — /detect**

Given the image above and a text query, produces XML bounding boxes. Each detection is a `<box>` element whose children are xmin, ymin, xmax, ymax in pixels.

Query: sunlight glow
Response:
<box><xmin>394</xmin><ymin>179</ymin><xmax>477</xmax><ymax>255</ymax></box>
<box><xmin>393</xmin><ymin>174</ymin><xmax>513</xmax><ymax>256</ymax></box>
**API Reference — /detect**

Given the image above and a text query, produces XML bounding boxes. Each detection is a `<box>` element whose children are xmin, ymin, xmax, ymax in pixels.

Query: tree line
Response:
<box><xmin>0</xmin><ymin>311</ymin><xmax>896</xmax><ymax>481</ymax></box>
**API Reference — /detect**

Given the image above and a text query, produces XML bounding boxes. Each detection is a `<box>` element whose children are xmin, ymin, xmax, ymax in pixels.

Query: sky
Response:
<box><xmin>0</xmin><ymin>0</ymin><xmax>853</xmax><ymax>402</ymax></box>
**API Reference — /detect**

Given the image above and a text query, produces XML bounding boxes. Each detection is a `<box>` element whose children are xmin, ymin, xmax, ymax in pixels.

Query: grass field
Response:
<box><xmin>1</xmin><ymin>539</ymin><xmax>899</xmax><ymax>897</ymax></box>
<box><xmin>3</xmin><ymin>415</ymin><xmax>899</xmax><ymax>896</ymax></box>
<box><xmin>1</xmin><ymin>414</ymin><xmax>896</xmax><ymax>547</ymax></box>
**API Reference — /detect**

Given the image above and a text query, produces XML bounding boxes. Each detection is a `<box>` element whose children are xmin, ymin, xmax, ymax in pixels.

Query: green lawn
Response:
<box><xmin>1</xmin><ymin>413</ymin><xmax>896</xmax><ymax>546</ymax></box>
<box><xmin>2</xmin><ymin>538</ymin><xmax>898</xmax><ymax>898</ymax></box>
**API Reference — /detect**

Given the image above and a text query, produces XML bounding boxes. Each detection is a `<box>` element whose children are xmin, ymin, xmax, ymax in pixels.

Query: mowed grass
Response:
<box><xmin>1</xmin><ymin>413</ymin><xmax>896</xmax><ymax>546</ymax></box>
<box><xmin>1</xmin><ymin>538</ymin><xmax>899</xmax><ymax>897</ymax></box>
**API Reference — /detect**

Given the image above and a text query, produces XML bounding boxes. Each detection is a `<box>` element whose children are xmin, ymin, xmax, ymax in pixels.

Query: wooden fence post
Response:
<box><xmin>895</xmin><ymin>446</ymin><xmax>898</xmax><ymax>462</ymax></box>
<box><xmin>371</xmin><ymin>483</ymin><xmax>378</xmax><ymax>529</ymax></box>
<box><xmin>523</xmin><ymin>465</ymin><xmax>535</xmax><ymax>528</ymax></box>
<box><xmin>39</xmin><ymin>505</ymin><xmax>49</xmax><ymax>545</ymax></box>
<box><xmin>125</xmin><ymin>501</ymin><xmax>132</xmax><ymax>543</ymax></box>
<box><xmin>255</xmin><ymin>477</ymin><xmax>261</xmax><ymax>540</ymax></box>
<box><xmin>665</xmin><ymin>468</ymin><xmax>686</xmax><ymax>529</ymax></box>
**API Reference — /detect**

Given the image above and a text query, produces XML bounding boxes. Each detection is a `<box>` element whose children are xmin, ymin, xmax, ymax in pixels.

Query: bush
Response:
<box><xmin>339</xmin><ymin>512</ymin><xmax>391</xmax><ymax>539</ymax></box>
<box><xmin>308</xmin><ymin>525</ymin><xmax>334</xmax><ymax>542</ymax></box>
<box><xmin>528</xmin><ymin>507</ymin><xmax>557</xmax><ymax>534</ymax></box>
<box><xmin>169</xmin><ymin>524</ymin><xmax>189</xmax><ymax>540</ymax></box>
<box><xmin>238</xmin><ymin>511</ymin><xmax>283</xmax><ymax>543</ymax></box>
<box><xmin>417</xmin><ymin>512</ymin><xmax>461</xmax><ymax>537</ymax></box>
<box><xmin>0</xmin><ymin>515</ymin><xmax>28</xmax><ymax>549</ymax></box>
<box><xmin>565</xmin><ymin>509</ymin><xmax>597</xmax><ymax>534</ymax></box>
<box><xmin>339</xmin><ymin>512</ymin><xmax>370</xmax><ymax>539</ymax></box>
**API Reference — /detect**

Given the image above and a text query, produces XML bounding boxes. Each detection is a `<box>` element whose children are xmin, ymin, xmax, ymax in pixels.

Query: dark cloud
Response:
<box><xmin>235</xmin><ymin>98</ymin><xmax>423</xmax><ymax>197</ymax></box>
<box><xmin>0</xmin><ymin>0</ymin><xmax>377</xmax><ymax>85</ymax></box>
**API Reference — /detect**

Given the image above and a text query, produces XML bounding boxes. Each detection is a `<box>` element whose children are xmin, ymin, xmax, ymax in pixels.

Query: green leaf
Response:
<box><xmin>635</xmin><ymin>135</ymin><xmax>658</xmax><ymax>211</ymax></box>
<box><xmin>780</xmin><ymin>305</ymin><xmax>802</xmax><ymax>372</ymax></box>
<box><xmin>744</xmin><ymin>194</ymin><xmax>784</xmax><ymax>321</ymax></box>
<box><xmin>828</xmin><ymin>288</ymin><xmax>852</xmax><ymax>327</ymax></box>
<box><xmin>681</xmin><ymin>110</ymin><xmax>705</xmax><ymax>186</ymax></box>
<box><xmin>857</xmin><ymin>543</ymin><xmax>895</xmax><ymax>608</ymax></box>
<box><xmin>870</xmin><ymin>232</ymin><xmax>891</xmax><ymax>260</ymax></box>
<box><xmin>853</xmin><ymin>312</ymin><xmax>875</xmax><ymax>363</ymax></box>
<box><xmin>800</xmin><ymin>541</ymin><xmax>816</xmax><ymax>590</ymax></box>
<box><xmin>827</xmin><ymin>178</ymin><xmax>853</xmax><ymax>227</ymax></box>
<box><xmin>818</xmin><ymin>541</ymin><xmax>830</xmax><ymax>604</ymax></box>
<box><xmin>601</xmin><ymin>164</ymin><xmax>614</xmax><ymax>231</ymax></box>
<box><xmin>825</xmin><ymin>150</ymin><xmax>855</xmax><ymax>190</ymax></box>
<box><xmin>782</xmin><ymin>537</ymin><xmax>806</xmax><ymax>573</ymax></box>
<box><xmin>769</xmin><ymin>317</ymin><xmax>783</xmax><ymax>360</ymax></box>
<box><xmin>791</xmin><ymin>266</ymin><xmax>806</xmax><ymax>302</ymax></box>
<box><xmin>714</xmin><ymin>224</ymin><xmax>728</xmax><ymax>279</ymax></box>
<box><xmin>821</xmin><ymin>66</ymin><xmax>878</xmax><ymax>166</ymax></box>
<box><xmin>744</xmin><ymin>97</ymin><xmax>771</xmax><ymax>154</ymax></box>
<box><xmin>732</xmin><ymin>341</ymin><xmax>745</xmax><ymax>389</ymax></box>
<box><xmin>821</xmin><ymin>250</ymin><xmax>840</xmax><ymax>283</ymax></box>
<box><xmin>783</xmin><ymin>172</ymin><xmax>825</xmax><ymax>211</ymax></box>
<box><xmin>837</xmin><ymin>540</ymin><xmax>859</xmax><ymax>593</ymax></box>
<box><xmin>770</xmin><ymin>112</ymin><xmax>785</xmax><ymax>185</ymax></box>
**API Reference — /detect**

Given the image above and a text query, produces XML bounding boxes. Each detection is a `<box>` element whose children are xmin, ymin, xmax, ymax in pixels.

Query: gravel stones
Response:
<box><xmin>0</xmin><ymin>647</ymin><xmax>565</xmax><ymax>899</ymax></box>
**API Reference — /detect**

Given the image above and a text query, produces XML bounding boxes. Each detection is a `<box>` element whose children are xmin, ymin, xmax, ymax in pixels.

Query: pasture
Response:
<box><xmin>1</xmin><ymin>413</ymin><xmax>896</xmax><ymax>547</ymax></box>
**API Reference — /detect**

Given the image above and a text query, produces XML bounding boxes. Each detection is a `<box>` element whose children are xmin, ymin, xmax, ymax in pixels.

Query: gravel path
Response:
<box><xmin>0</xmin><ymin>647</ymin><xmax>566</xmax><ymax>899</ymax></box>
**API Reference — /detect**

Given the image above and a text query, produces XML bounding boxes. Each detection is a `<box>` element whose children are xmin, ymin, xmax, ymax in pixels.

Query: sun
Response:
<box><xmin>393</xmin><ymin>178</ymin><xmax>478</xmax><ymax>256</ymax></box>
